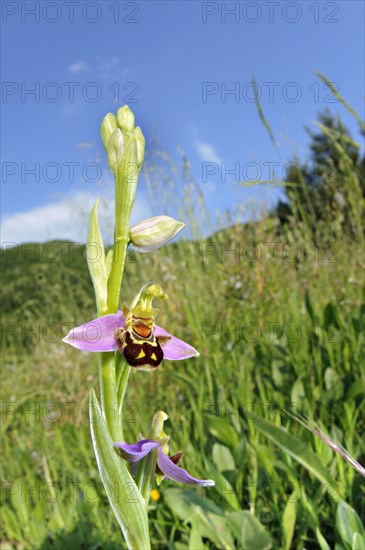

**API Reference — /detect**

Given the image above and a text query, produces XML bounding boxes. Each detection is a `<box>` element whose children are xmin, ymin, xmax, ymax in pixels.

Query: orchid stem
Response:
<box><xmin>99</xmin><ymin>352</ymin><xmax>121</xmax><ymax>441</ymax></box>
<box><xmin>101</xmin><ymin>168</ymin><xmax>133</xmax><ymax>442</ymax></box>
<box><xmin>117</xmin><ymin>357</ymin><xmax>132</xmax><ymax>440</ymax></box>
<box><xmin>135</xmin><ymin>449</ymin><xmax>158</xmax><ymax>504</ymax></box>
<box><xmin>107</xmin><ymin>236</ymin><xmax>129</xmax><ymax>313</ymax></box>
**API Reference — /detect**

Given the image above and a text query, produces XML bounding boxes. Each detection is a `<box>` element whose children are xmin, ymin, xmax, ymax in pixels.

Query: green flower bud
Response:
<box><xmin>100</xmin><ymin>113</ymin><xmax>118</xmax><ymax>151</ymax></box>
<box><xmin>107</xmin><ymin>128</ymin><xmax>126</xmax><ymax>172</ymax></box>
<box><xmin>134</xmin><ymin>126</ymin><xmax>145</xmax><ymax>169</ymax></box>
<box><xmin>130</xmin><ymin>216</ymin><xmax>185</xmax><ymax>252</ymax></box>
<box><xmin>117</xmin><ymin>105</ymin><xmax>135</xmax><ymax>135</ymax></box>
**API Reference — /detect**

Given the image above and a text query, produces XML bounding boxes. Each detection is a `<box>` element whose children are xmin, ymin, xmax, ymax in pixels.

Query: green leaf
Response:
<box><xmin>305</xmin><ymin>290</ymin><xmax>316</xmax><ymax>322</ymax></box>
<box><xmin>189</xmin><ymin>515</ymin><xmax>205</xmax><ymax>550</ymax></box>
<box><xmin>315</xmin><ymin>527</ymin><xmax>331</xmax><ymax>550</ymax></box>
<box><xmin>105</xmin><ymin>248</ymin><xmax>114</xmax><ymax>280</ymax></box>
<box><xmin>164</xmin><ymin>488</ymin><xmax>235</xmax><ymax>549</ymax></box>
<box><xmin>87</xmin><ymin>199</ymin><xmax>108</xmax><ymax>314</ymax></box>
<box><xmin>207</xmin><ymin>415</ymin><xmax>239</xmax><ymax>448</ymax></box>
<box><xmin>212</xmin><ymin>443</ymin><xmax>236</xmax><ymax>472</ymax></box>
<box><xmin>352</xmin><ymin>532</ymin><xmax>365</xmax><ymax>550</ymax></box>
<box><xmin>227</xmin><ymin>510</ymin><xmax>272</xmax><ymax>550</ymax></box>
<box><xmin>336</xmin><ymin>501</ymin><xmax>364</xmax><ymax>550</ymax></box>
<box><xmin>282</xmin><ymin>496</ymin><xmax>297</xmax><ymax>550</ymax></box>
<box><xmin>89</xmin><ymin>389</ymin><xmax>150</xmax><ymax>550</ymax></box>
<box><xmin>204</xmin><ymin>457</ymin><xmax>240</xmax><ymax>511</ymax></box>
<box><xmin>244</xmin><ymin>410</ymin><xmax>334</xmax><ymax>485</ymax></box>
<box><xmin>300</xmin><ymin>489</ymin><xmax>319</xmax><ymax>529</ymax></box>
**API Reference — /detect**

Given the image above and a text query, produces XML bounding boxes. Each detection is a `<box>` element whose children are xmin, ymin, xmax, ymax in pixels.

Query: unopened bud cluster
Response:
<box><xmin>101</xmin><ymin>106</ymin><xmax>145</xmax><ymax>172</ymax></box>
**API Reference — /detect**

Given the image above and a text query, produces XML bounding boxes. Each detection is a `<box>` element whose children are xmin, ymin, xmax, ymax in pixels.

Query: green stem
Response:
<box><xmin>135</xmin><ymin>449</ymin><xmax>158</xmax><ymax>504</ymax></box>
<box><xmin>107</xmin><ymin>236</ymin><xmax>129</xmax><ymax>313</ymax></box>
<box><xmin>99</xmin><ymin>352</ymin><xmax>121</xmax><ymax>441</ymax></box>
<box><xmin>100</xmin><ymin>162</ymin><xmax>137</xmax><ymax>439</ymax></box>
<box><xmin>116</xmin><ymin>356</ymin><xmax>132</xmax><ymax>441</ymax></box>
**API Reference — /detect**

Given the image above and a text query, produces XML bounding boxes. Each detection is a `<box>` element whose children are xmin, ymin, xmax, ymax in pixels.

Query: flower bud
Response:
<box><xmin>107</xmin><ymin>128</ymin><xmax>125</xmax><ymax>172</ymax></box>
<box><xmin>100</xmin><ymin>113</ymin><xmax>117</xmax><ymax>151</ymax></box>
<box><xmin>130</xmin><ymin>216</ymin><xmax>185</xmax><ymax>252</ymax></box>
<box><xmin>117</xmin><ymin>105</ymin><xmax>135</xmax><ymax>135</ymax></box>
<box><xmin>134</xmin><ymin>126</ymin><xmax>145</xmax><ymax>169</ymax></box>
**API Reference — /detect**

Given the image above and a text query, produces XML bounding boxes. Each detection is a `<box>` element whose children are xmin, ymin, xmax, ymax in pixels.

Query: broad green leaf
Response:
<box><xmin>227</xmin><ymin>510</ymin><xmax>272</xmax><ymax>550</ymax></box>
<box><xmin>244</xmin><ymin>410</ymin><xmax>334</xmax><ymax>485</ymax></box>
<box><xmin>204</xmin><ymin>458</ymin><xmax>240</xmax><ymax>511</ymax></box>
<box><xmin>87</xmin><ymin>199</ymin><xmax>108</xmax><ymax>314</ymax></box>
<box><xmin>164</xmin><ymin>488</ymin><xmax>235</xmax><ymax>549</ymax></box>
<box><xmin>336</xmin><ymin>501</ymin><xmax>364</xmax><ymax>550</ymax></box>
<box><xmin>189</xmin><ymin>515</ymin><xmax>205</xmax><ymax>550</ymax></box>
<box><xmin>282</xmin><ymin>496</ymin><xmax>297</xmax><ymax>550</ymax></box>
<box><xmin>207</xmin><ymin>415</ymin><xmax>239</xmax><ymax>448</ymax></box>
<box><xmin>212</xmin><ymin>443</ymin><xmax>235</xmax><ymax>472</ymax></box>
<box><xmin>89</xmin><ymin>389</ymin><xmax>150</xmax><ymax>550</ymax></box>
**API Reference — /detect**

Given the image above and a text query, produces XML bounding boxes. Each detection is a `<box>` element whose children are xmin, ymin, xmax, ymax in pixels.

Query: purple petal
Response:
<box><xmin>114</xmin><ymin>439</ymin><xmax>159</xmax><ymax>463</ymax></box>
<box><xmin>63</xmin><ymin>313</ymin><xmax>125</xmax><ymax>352</ymax></box>
<box><xmin>155</xmin><ymin>325</ymin><xmax>199</xmax><ymax>360</ymax></box>
<box><xmin>156</xmin><ymin>448</ymin><xmax>215</xmax><ymax>486</ymax></box>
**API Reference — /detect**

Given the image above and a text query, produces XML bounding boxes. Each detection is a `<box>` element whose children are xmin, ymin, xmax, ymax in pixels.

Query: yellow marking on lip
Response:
<box><xmin>137</xmin><ymin>350</ymin><xmax>146</xmax><ymax>359</ymax></box>
<box><xmin>151</xmin><ymin>353</ymin><xmax>157</xmax><ymax>360</ymax></box>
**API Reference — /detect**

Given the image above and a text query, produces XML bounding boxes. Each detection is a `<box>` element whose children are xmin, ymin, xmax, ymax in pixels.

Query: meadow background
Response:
<box><xmin>1</xmin><ymin>83</ymin><xmax>365</xmax><ymax>550</ymax></box>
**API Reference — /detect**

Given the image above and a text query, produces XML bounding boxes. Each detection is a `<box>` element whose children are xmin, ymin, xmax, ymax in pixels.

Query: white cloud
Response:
<box><xmin>67</xmin><ymin>57</ymin><xmax>129</xmax><ymax>80</ymax></box>
<box><xmin>96</xmin><ymin>56</ymin><xmax>129</xmax><ymax>80</ymax></box>
<box><xmin>68</xmin><ymin>61</ymin><xmax>90</xmax><ymax>74</ymax></box>
<box><xmin>76</xmin><ymin>142</ymin><xmax>93</xmax><ymax>150</ymax></box>
<box><xmin>194</xmin><ymin>140</ymin><xmax>223</xmax><ymax>164</ymax></box>
<box><xmin>1</xmin><ymin>192</ymin><xmax>152</xmax><ymax>246</ymax></box>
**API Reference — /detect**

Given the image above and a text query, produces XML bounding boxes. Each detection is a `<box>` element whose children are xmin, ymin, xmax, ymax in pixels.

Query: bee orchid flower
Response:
<box><xmin>114</xmin><ymin>439</ymin><xmax>214</xmax><ymax>487</ymax></box>
<box><xmin>115</xmin><ymin>411</ymin><xmax>215</xmax><ymax>488</ymax></box>
<box><xmin>62</xmin><ymin>283</ymin><xmax>199</xmax><ymax>370</ymax></box>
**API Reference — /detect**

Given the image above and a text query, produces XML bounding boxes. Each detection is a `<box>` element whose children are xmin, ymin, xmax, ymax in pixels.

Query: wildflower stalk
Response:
<box><xmin>99</xmin><ymin>352</ymin><xmax>120</xmax><ymax>441</ymax></box>
<box><xmin>86</xmin><ymin>106</ymin><xmax>150</xmax><ymax>548</ymax></box>
<box><xmin>136</xmin><ymin>448</ymin><xmax>158</xmax><ymax>503</ymax></box>
<box><xmin>65</xmin><ymin>105</ymin><xmax>202</xmax><ymax>550</ymax></box>
<box><xmin>101</xmin><ymin>118</ymin><xmax>139</xmax><ymax>438</ymax></box>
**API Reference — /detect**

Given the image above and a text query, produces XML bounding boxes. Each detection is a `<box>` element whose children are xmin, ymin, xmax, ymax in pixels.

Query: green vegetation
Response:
<box><xmin>1</xmin><ymin>100</ymin><xmax>364</xmax><ymax>549</ymax></box>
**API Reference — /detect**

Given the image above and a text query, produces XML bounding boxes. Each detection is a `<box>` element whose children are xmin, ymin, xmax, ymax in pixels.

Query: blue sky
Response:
<box><xmin>1</xmin><ymin>0</ymin><xmax>364</xmax><ymax>243</ymax></box>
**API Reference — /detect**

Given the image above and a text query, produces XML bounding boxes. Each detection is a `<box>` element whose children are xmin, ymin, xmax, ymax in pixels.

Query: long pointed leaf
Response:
<box><xmin>89</xmin><ymin>389</ymin><xmax>150</xmax><ymax>550</ymax></box>
<box><xmin>244</xmin><ymin>410</ymin><xmax>334</xmax><ymax>486</ymax></box>
<box><xmin>87</xmin><ymin>199</ymin><xmax>108</xmax><ymax>315</ymax></box>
